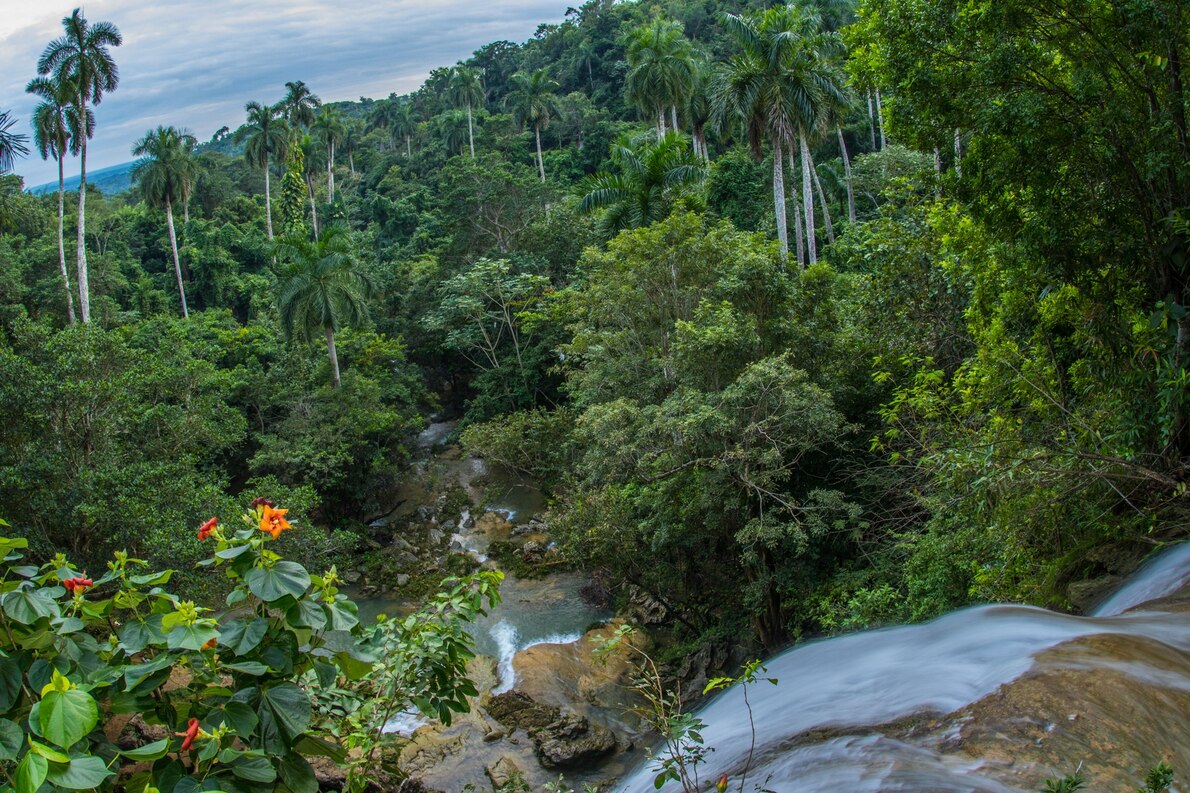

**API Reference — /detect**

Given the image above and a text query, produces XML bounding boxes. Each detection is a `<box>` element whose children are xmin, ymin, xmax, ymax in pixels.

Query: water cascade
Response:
<box><xmin>616</xmin><ymin>544</ymin><xmax>1190</xmax><ymax>792</ymax></box>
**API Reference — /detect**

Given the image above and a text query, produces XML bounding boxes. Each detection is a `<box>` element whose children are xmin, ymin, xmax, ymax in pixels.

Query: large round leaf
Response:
<box><xmin>15</xmin><ymin>751</ymin><xmax>46</xmax><ymax>793</ymax></box>
<box><xmin>0</xmin><ymin>718</ymin><xmax>22</xmax><ymax>760</ymax></box>
<box><xmin>46</xmin><ymin>756</ymin><xmax>115</xmax><ymax>790</ymax></box>
<box><xmin>260</xmin><ymin>683</ymin><xmax>311</xmax><ymax>743</ymax></box>
<box><xmin>245</xmin><ymin>563</ymin><xmax>310</xmax><ymax>602</ymax></box>
<box><xmin>2</xmin><ymin>589</ymin><xmax>60</xmax><ymax>624</ymax></box>
<box><xmin>39</xmin><ymin>688</ymin><xmax>98</xmax><ymax>748</ymax></box>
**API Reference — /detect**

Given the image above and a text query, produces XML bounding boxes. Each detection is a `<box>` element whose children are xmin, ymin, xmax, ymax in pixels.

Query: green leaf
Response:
<box><xmin>0</xmin><ymin>718</ymin><xmax>23</xmax><ymax>760</ymax></box>
<box><xmin>278</xmin><ymin>752</ymin><xmax>317</xmax><ymax>793</ymax></box>
<box><xmin>15</xmin><ymin>750</ymin><xmax>46</xmax><ymax>793</ymax></box>
<box><xmin>118</xmin><ymin>617</ymin><xmax>165</xmax><ymax>654</ymax></box>
<box><xmin>246</xmin><ymin>563</ymin><xmax>310</xmax><ymax>602</ymax></box>
<box><xmin>118</xmin><ymin>738</ymin><xmax>170</xmax><ymax>761</ymax></box>
<box><xmin>123</xmin><ymin>654</ymin><xmax>175</xmax><ymax>692</ymax></box>
<box><xmin>292</xmin><ymin>735</ymin><xmax>346</xmax><ymax>764</ymax></box>
<box><xmin>221</xmin><ymin>662</ymin><xmax>268</xmax><ymax>676</ymax></box>
<box><xmin>166</xmin><ymin>624</ymin><xmax>219</xmax><ymax>652</ymax></box>
<box><xmin>221</xmin><ymin>700</ymin><xmax>259</xmax><ymax>738</ymax></box>
<box><xmin>0</xmin><ymin>655</ymin><xmax>24</xmax><ymax>712</ymax></box>
<box><xmin>326</xmin><ymin>600</ymin><xmax>358</xmax><ymax>631</ymax></box>
<box><xmin>259</xmin><ymin>683</ymin><xmax>310</xmax><ymax>743</ymax></box>
<box><xmin>218</xmin><ymin>618</ymin><xmax>268</xmax><ymax>655</ymax></box>
<box><xmin>27</xmin><ymin>738</ymin><xmax>70</xmax><ymax>763</ymax></box>
<box><xmin>285</xmin><ymin>600</ymin><xmax>327</xmax><ymax>630</ymax></box>
<box><xmin>129</xmin><ymin>570</ymin><xmax>173</xmax><ymax>586</ymax></box>
<box><xmin>39</xmin><ymin>687</ymin><xmax>98</xmax><ymax>749</ymax></box>
<box><xmin>231</xmin><ymin>756</ymin><xmax>276</xmax><ymax>784</ymax></box>
<box><xmin>46</xmin><ymin>756</ymin><xmax>115</xmax><ymax>790</ymax></box>
<box><xmin>2</xmin><ymin>589</ymin><xmax>60</xmax><ymax>624</ymax></box>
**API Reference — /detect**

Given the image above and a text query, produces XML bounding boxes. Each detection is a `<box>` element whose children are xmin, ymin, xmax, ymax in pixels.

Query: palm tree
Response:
<box><xmin>0</xmin><ymin>110</ymin><xmax>29</xmax><ymax>174</ymax></box>
<box><xmin>26</xmin><ymin>77</ymin><xmax>83</xmax><ymax>324</ymax></box>
<box><xmin>132</xmin><ymin>126</ymin><xmax>198</xmax><ymax>318</ymax></box>
<box><xmin>235</xmin><ymin>101</ymin><xmax>290</xmax><ymax>239</ymax></box>
<box><xmin>275</xmin><ymin>225</ymin><xmax>373</xmax><ymax>389</ymax></box>
<box><xmin>506</xmin><ymin>69</ymin><xmax>560</xmax><ymax>182</ymax></box>
<box><xmin>714</xmin><ymin>6</ymin><xmax>844</xmax><ymax>265</ymax></box>
<box><xmin>299</xmin><ymin>133</ymin><xmax>324</xmax><ymax>238</ymax></box>
<box><xmin>281</xmin><ymin>80</ymin><xmax>320</xmax><ymax>130</ymax></box>
<box><xmin>391</xmin><ymin>102</ymin><xmax>418</xmax><ymax>159</ymax></box>
<box><xmin>439</xmin><ymin>110</ymin><xmax>470</xmax><ymax>157</ymax></box>
<box><xmin>448</xmin><ymin>66</ymin><xmax>485</xmax><ymax>158</ymax></box>
<box><xmin>342</xmin><ymin>121</ymin><xmax>361</xmax><ymax>177</ymax></box>
<box><xmin>579</xmin><ymin>131</ymin><xmax>706</xmax><ymax>234</ymax></box>
<box><xmin>37</xmin><ymin>8</ymin><xmax>122</xmax><ymax>323</ymax></box>
<box><xmin>625</xmin><ymin>18</ymin><xmax>696</xmax><ymax>135</ymax></box>
<box><xmin>312</xmin><ymin>107</ymin><xmax>345</xmax><ymax>199</ymax></box>
<box><xmin>686</xmin><ymin>61</ymin><xmax>713</xmax><ymax>161</ymax></box>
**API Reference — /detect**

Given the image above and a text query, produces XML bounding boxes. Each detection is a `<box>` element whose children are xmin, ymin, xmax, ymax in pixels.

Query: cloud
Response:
<box><xmin>0</xmin><ymin>0</ymin><xmax>571</xmax><ymax>187</ymax></box>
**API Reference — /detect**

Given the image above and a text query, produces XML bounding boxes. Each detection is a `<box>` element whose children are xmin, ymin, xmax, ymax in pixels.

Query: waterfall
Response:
<box><xmin>615</xmin><ymin>543</ymin><xmax>1190</xmax><ymax>792</ymax></box>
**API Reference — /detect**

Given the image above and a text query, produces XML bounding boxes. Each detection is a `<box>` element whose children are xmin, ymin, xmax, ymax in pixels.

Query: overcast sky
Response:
<box><xmin>0</xmin><ymin>0</ymin><xmax>572</xmax><ymax>188</ymax></box>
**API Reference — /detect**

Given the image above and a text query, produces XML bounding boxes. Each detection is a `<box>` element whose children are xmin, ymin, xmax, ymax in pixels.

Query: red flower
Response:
<box><xmin>197</xmin><ymin>517</ymin><xmax>218</xmax><ymax>540</ymax></box>
<box><xmin>63</xmin><ymin>577</ymin><xmax>93</xmax><ymax>593</ymax></box>
<box><xmin>176</xmin><ymin>717</ymin><xmax>200</xmax><ymax>751</ymax></box>
<box><xmin>250</xmin><ymin>497</ymin><xmax>274</xmax><ymax>509</ymax></box>
<box><xmin>717</xmin><ymin>774</ymin><xmax>729</xmax><ymax>793</ymax></box>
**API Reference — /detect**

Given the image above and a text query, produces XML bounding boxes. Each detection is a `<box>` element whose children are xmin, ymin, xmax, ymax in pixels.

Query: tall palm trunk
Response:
<box><xmin>325</xmin><ymin>326</ymin><xmax>341</xmax><ymax>388</ymax></box>
<box><xmin>165</xmin><ymin>197</ymin><xmax>188</xmax><ymax>318</ymax></box>
<box><xmin>954</xmin><ymin>128</ymin><xmax>962</xmax><ymax>178</ymax></box>
<box><xmin>788</xmin><ymin>148</ymin><xmax>805</xmax><ymax>267</ymax></box>
<box><xmin>670</xmin><ymin>105</ymin><xmax>679</xmax><ymax>133</ymax></box>
<box><xmin>657</xmin><ymin>108</ymin><xmax>667</xmax><ymax>135</ymax></box>
<box><xmin>405</xmin><ymin>135</ymin><xmax>412</xmax><ymax>159</ymax></box>
<box><xmin>771</xmin><ymin>137</ymin><xmax>789</xmax><ymax>262</ymax></box>
<box><xmin>56</xmin><ymin>156</ymin><xmax>76</xmax><ymax>324</ymax></box>
<box><xmin>837</xmin><ymin>125</ymin><xmax>856</xmax><ymax>223</ymax></box>
<box><xmin>467</xmin><ymin>101</ymin><xmax>475</xmax><ymax>158</ymax></box>
<box><xmin>349</xmin><ymin>151</ymin><xmax>355</xmax><ymax>176</ymax></box>
<box><xmin>799</xmin><ymin>133</ymin><xmax>817</xmax><ymax>265</ymax></box>
<box><xmin>76</xmin><ymin>102</ymin><xmax>91</xmax><ymax>323</ymax></box>
<box><xmin>306</xmin><ymin>177</ymin><xmax>319</xmax><ymax>237</ymax></box>
<box><xmin>264</xmin><ymin>162</ymin><xmax>274</xmax><ymax>240</ymax></box>
<box><xmin>809</xmin><ymin>152</ymin><xmax>835</xmax><ymax>244</ymax></box>
<box><xmin>534</xmin><ymin>124</ymin><xmax>545</xmax><ymax>181</ymax></box>
<box><xmin>933</xmin><ymin>147</ymin><xmax>942</xmax><ymax>199</ymax></box>
<box><xmin>327</xmin><ymin>140</ymin><xmax>335</xmax><ymax>199</ymax></box>
<box><xmin>875</xmin><ymin>88</ymin><xmax>887</xmax><ymax>149</ymax></box>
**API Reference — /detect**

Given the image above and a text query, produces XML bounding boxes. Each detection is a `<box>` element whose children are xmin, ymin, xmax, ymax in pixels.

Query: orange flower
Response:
<box><xmin>63</xmin><ymin>577</ymin><xmax>93</xmax><ymax>593</ymax></box>
<box><xmin>258</xmin><ymin>505</ymin><xmax>292</xmax><ymax>540</ymax></box>
<box><xmin>201</xmin><ymin>637</ymin><xmax>218</xmax><ymax>651</ymax></box>
<box><xmin>176</xmin><ymin>717</ymin><xmax>200</xmax><ymax>751</ymax></box>
<box><xmin>717</xmin><ymin>774</ymin><xmax>729</xmax><ymax>793</ymax></box>
<box><xmin>197</xmin><ymin>517</ymin><xmax>218</xmax><ymax>540</ymax></box>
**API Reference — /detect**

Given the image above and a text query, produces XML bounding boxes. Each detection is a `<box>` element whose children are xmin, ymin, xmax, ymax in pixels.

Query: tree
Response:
<box><xmin>579</xmin><ymin>131</ymin><xmax>707</xmax><ymax>234</ymax></box>
<box><xmin>298</xmin><ymin>133</ymin><xmax>325</xmax><ymax>237</ymax></box>
<box><xmin>439</xmin><ymin>110</ymin><xmax>471</xmax><ymax>158</ymax></box>
<box><xmin>342</xmin><ymin>121</ymin><xmax>362</xmax><ymax>176</ymax></box>
<box><xmin>280</xmin><ymin>80</ymin><xmax>321</xmax><ymax>130</ymax></box>
<box><xmin>275</xmin><ymin>225</ymin><xmax>373</xmax><ymax>388</ymax></box>
<box><xmin>624</xmin><ymin>18</ymin><xmax>696</xmax><ymax>135</ymax></box>
<box><xmin>0</xmin><ymin>110</ymin><xmax>28</xmax><ymax>174</ymax></box>
<box><xmin>37</xmin><ymin>8</ymin><xmax>123</xmax><ymax>323</ymax></box>
<box><xmin>447</xmin><ymin>65</ymin><xmax>485</xmax><ymax>158</ymax></box>
<box><xmin>132</xmin><ymin>126</ymin><xmax>198</xmax><ymax>318</ymax></box>
<box><xmin>312</xmin><ymin>106</ymin><xmax>345</xmax><ymax>199</ymax></box>
<box><xmin>26</xmin><ymin>79</ymin><xmax>80</xmax><ymax>324</ymax></box>
<box><xmin>505</xmin><ymin>69</ymin><xmax>561</xmax><ymax>182</ymax></box>
<box><xmin>235</xmin><ymin>100</ymin><xmax>289</xmax><ymax>239</ymax></box>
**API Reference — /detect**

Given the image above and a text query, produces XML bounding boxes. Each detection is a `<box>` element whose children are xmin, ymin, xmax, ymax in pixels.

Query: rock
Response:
<box><xmin>461</xmin><ymin>512</ymin><xmax>476</xmax><ymax>529</ymax></box>
<box><xmin>485</xmin><ymin>756</ymin><xmax>521</xmax><ymax>790</ymax></box>
<box><xmin>485</xmin><ymin>691</ymin><xmax>561</xmax><ymax>732</ymax></box>
<box><xmin>450</xmin><ymin>540</ymin><xmax>464</xmax><ymax>552</ymax></box>
<box><xmin>624</xmin><ymin>586</ymin><xmax>668</xmax><ymax>626</ymax></box>
<box><xmin>483</xmin><ymin>729</ymin><xmax>505</xmax><ymax>743</ymax></box>
<box><xmin>427</xmin><ymin>528</ymin><xmax>444</xmax><ymax>545</ymax></box>
<box><xmin>393</xmin><ymin>535</ymin><xmax>415</xmax><ymax>552</ymax></box>
<box><xmin>532</xmin><ymin>711</ymin><xmax>617</xmax><ymax>769</ymax></box>
<box><xmin>521</xmin><ymin>540</ymin><xmax>546</xmax><ymax>563</ymax></box>
<box><xmin>512</xmin><ymin>524</ymin><xmax>533</xmax><ymax>537</ymax></box>
<box><xmin>396</xmin><ymin>573</ymin><xmax>410</xmax><ymax>587</ymax></box>
<box><xmin>415</xmin><ymin>506</ymin><xmax>435</xmax><ymax>523</ymax></box>
<box><xmin>341</xmin><ymin>569</ymin><xmax>362</xmax><ymax>584</ymax></box>
<box><xmin>442</xmin><ymin>519</ymin><xmax>457</xmax><ymax>530</ymax></box>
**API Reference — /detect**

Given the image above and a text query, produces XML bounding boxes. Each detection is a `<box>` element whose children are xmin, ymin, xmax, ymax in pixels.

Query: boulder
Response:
<box><xmin>484</xmin><ymin>690</ymin><xmax>560</xmax><ymax>732</ymax></box>
<box><xmin>532</xmin><ymin>712</ymin><xmax>617</xmax><ymax>769</ymax></box>
<box><xmin>341</xmin><ymin>569</ymin><xmax>362</xmax><ymax>584</ymax></box>
<box><xmin>485</xmin><ymin>757</ymin><xmax>522</xmax><ymax>790</ymax></box>
<box><xmin>427</xmin><ymin>528</ymin><xmax>444</xmax><ymax>545</ymax></box>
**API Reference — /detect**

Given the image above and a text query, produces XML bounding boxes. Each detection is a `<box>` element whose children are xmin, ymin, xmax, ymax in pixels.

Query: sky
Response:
<box><xmin>0</xmin><ymin>0</ymin><xmax>573</xmax><ymax>188</ymax></box>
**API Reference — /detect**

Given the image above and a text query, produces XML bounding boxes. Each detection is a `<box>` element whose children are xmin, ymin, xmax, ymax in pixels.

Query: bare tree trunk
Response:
<box><xmin>800</xmin><ymin>133</ymin><xmax>817</xmax><ymax>265</ymax></box>
<box><xmin>467</xmin><ymin>101</ymin><xmax>475</xmax><ymax>158</ymax></box>
<box><xmin>772</xmin><ymin>139</ymin><xmax>789</xmax><ymax>263</ymax></box>
<box><xmin>166</xmin><ymin>197</ymin><xmax>189</xmax><ymax>319</ymax></box>
<box><xmin>810</xmin><ymin>151</ymin><xmax>835</xmax><ymax>244</ymax></box>
<box><xmin>671</xmin><ymin>105</ymin><xmax>679</xmax><ymax>133</ymax></box>
<box><xmin>183</xmin><ymin>196</ymin><xmax>190</xmax><ymax>224</ymax></box>
<box><xmin>789</xmin><ymin>148</ymin><xmax>804</xmax><ymax>267</ymax></box>
<box><xmin>327</xmin><ymin>140</ymin><xmax>335</xmax><ymax>198</ymax></box>
<box><xmin>307</xmin><ymin>177</ymin><xmax>319</xmax><ymax>237</ymax></box>
<box><xmin>535</xmin><ymin>124</ymin><xmax>546</xmax><ymax>181</ymax></box>
<box><xmin>264</xmin><ymin>163</ymin><xmax>274</xmax><ymax>240</ymax></box>
<box><xmin>838</xmin><ymin>125</ymin><xmax>855</xmax><ymax>223</ymax></box>
<box><xmin>349</xmin><ymin>151</ymin><xmax>355</xmax><ymax>176</ymax></box>
<box><xmin>76</xmin><ymin>103</ymin><xmax>91</xmax><ymax>323</ymax></box>
<box><xmin>325</xmin><ymin>325</ymin><xmax>341</xmax><ymax>388</ymax></box>
<box><xmin>405</xmin><ymin>135</ymin><xmax>412</xmax><ymax>159</ymax></box>
<box><xmin>867</xmin><ymin>90</ymin><xmax>877</xmax><ymax>150</ymax></box>
<box><xmin>954</xmin><ymin>127</ymin><xmax>962</xmax><ymax>179</ymax></box>
<box><xmin>56</xmin><ymin>157</ymin><xmax>76</xmax><ymax>325</ymax></box>
<box><xmin>657</xmin><ymin>108</ymin><xmax>667</xmax><ymax>136</ymax></box>
<box><xmin>875</xmin><ymin>88</ymin><xmax>887</xmax><ymax>149</ymax></box>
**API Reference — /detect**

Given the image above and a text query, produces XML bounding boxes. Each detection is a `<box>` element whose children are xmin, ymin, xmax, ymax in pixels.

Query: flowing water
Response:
<box><xmin>614</xmin><ymin>542</ymin><xmax>1190</xmax><ymax>790</ymax></box>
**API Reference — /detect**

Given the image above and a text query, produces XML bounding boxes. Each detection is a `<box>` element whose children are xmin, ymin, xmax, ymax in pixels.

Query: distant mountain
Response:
<box><xmin>30</xmin><ymin>160</ymin><xmax>136</xmax><ymax>196</ymax></box>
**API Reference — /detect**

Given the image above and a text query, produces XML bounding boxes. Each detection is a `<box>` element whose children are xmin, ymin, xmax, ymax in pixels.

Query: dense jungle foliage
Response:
<box><xmin>0</xmin><ymin>0</ymin><xmax>1186</xmax><ymax>657</ymax></box>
